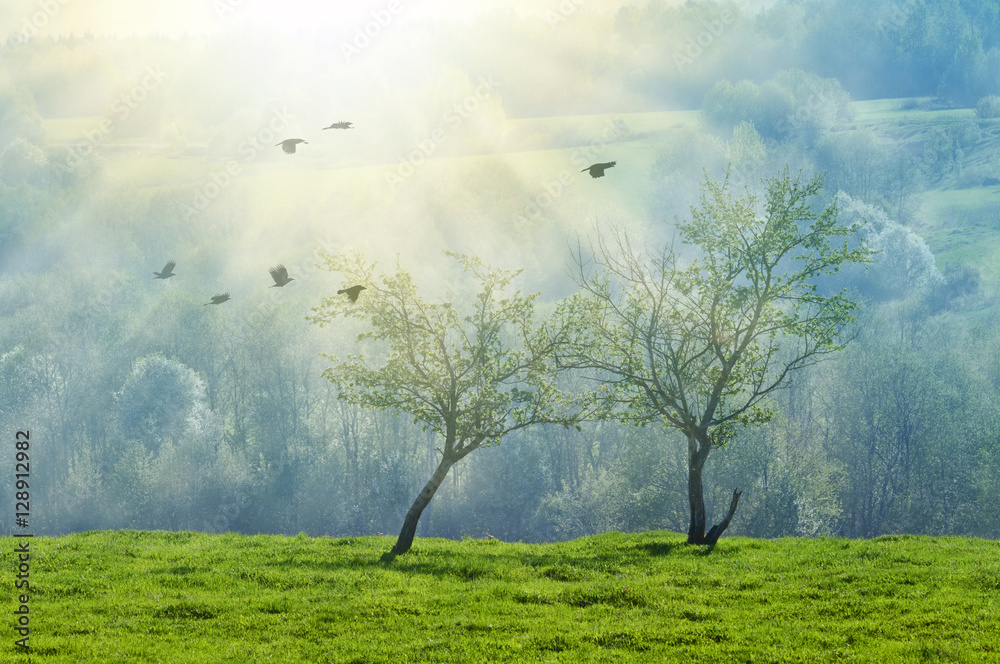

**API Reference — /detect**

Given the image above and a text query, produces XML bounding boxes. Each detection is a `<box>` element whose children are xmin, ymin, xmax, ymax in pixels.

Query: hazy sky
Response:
<box><xmin>1</xmin><ymin>0</ymin><xmax>630</xmax><ymax>38</ymax></box>
<box><xmin>2</xmin><ymin>0</ymin><xmax>776</xmax><ymax>39</ymax></box>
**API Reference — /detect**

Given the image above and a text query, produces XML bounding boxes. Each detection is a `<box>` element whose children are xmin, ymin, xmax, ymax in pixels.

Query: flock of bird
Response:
<box><xmin>156</xmin><ymin>257</ymin><xmax>367</xmax><ymax>305</ymax></box>
<box><xmin>275</xmin><ymin>121</ymin><xmax>354</xmax><ymax>155</ymax></box>
<box><xmin>154</xmin><ymin>118</ymin><xmax>614</xmax><ymax>307</ymax></box>
<box><xmin>153</xmin><ymin>120</ymin><xmax>369</xmax><ymax>306</ymax></box>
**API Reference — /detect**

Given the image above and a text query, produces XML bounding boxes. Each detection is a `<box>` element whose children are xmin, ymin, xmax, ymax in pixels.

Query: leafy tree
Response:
<box><xmin>726</xmin><ymin>121</ymin><xmax>766</xmax><ymax>186</ymax></box>
<box><xmin>114</xmin><ymin>355</ymin><xmax>216</xmax><ymax>457</ymax></box>
<box><xmin>702</xmin><ymin>70</ymin><xmax>852</xmax><ymax>144</ymax></box>
<box><xmin>703</xmin><ymin>79</ymin><xmax>764</xmax><ymax>133</ymax></box>
<box><xmin>832</xmin><ymin>193</ymin><xmax>941</xmax><ymax>303</ymax></box>
<box><xmin>309</xmin><ymin>250</ymin><xmax>579</xmax><ymax>556</ymax></box>
<box><xmin>0</xmin><ymin>84</ymin><xmax>44</xmax><ymax>150</ymax></box>
<box><xmin>563</xmin><ymin>168</ymin><xmax>872</xmax><ymax>544</ymax></box>
<box><xmin>0</xmin><ymin>137</ymin><xmax>48</xmax><ymax>188</ymax></box>
<box><xmin>975</xmin><ymin>95</ymin><xmax>1000</xmax><ymax>119</ymax></box>
<box><xmin>822</xmin><ymin>311</ymin><xmax>987</xmax><ymax>537</ymax></box>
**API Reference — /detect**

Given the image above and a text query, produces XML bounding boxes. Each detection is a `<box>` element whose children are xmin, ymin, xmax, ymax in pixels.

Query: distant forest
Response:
<box><xmin>2</xmin><ymin>0</ymin><xmax>1000</xmax><ymax>542</ymax></box>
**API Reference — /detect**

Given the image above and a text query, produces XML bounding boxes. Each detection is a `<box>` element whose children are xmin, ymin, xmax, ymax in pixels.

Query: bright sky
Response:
<box><xmin>2</xmin><ymin>0</ymin><xmax>779</xmax><ymax>40</ymax></box>
<box><xmin>1</xmin><ymin>0</ymin><xmax>650</xmax><ymax>39</ymax></box>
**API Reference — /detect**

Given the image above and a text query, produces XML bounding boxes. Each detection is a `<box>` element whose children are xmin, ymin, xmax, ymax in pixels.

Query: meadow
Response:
<box><xmin>2</xmin><ymin>530</ymin><xmax>998</xmax><ymax>662</ymax></box>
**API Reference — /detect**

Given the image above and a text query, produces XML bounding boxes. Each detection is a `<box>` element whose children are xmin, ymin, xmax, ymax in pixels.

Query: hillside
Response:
<box><xmin>2</xmin><ymin>530</ymin><xmax>997</xmax><ymax>662</ymax></box>
<box><xmin>852</xmin><ymin>99</ymin><xmax>1000</xmax><ymax>283</ymax></box>
<box><xmin>39</xmin><ymin>98</ymin><xmax>1000</xmax><ymax>289</ymax></box>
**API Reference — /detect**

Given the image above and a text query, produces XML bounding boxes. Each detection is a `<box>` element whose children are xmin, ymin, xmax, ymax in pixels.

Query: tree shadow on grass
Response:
<box><xmin>297</xmin><ymin>532</ymin><xmax>705</xmax><ymax>574</ymax></box>
<box><xmin>640</xmin><ymin>541</ymin><xmax>715</xmax><ymax>556</ymax></box>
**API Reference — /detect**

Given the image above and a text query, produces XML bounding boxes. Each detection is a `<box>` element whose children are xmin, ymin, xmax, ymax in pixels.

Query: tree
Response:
<box><xmin>114</xmin><ymin>355</ymin><xmax>215</xmax><ymax>457</ymax></box>
<box><xmin>0</xmin><ymin>137</ymin><xmax>48</xmax><ymax>188</ymax></box>
<box><xmin>832</xmin><ymin>193</ymin><xmax>941</xmax><ymax>304</ymax></box>
<box><xmin>563</xmin><ymin>168</ymin><xmax>872</xmax><ymax>545</ymax></box>
<box><xmin>308</xmin><ymin>250</ymin><xmax>579</xmax><ymax>556</ymax></box>
<box><xmin>726</xmin><ymin>121</ymin><xmax>766</xmax><ymax>187</ymax></box>
<box><xmin>975</xmin><ymin>95</ymin><xmax>1000</xmax><ymax>119</ymax></box>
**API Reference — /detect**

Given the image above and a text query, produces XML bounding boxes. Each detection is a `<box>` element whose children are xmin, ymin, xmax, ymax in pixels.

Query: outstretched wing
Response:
<box><xmin>269</xmin><ymin>264</ymin><xmax>288</xmax><ymax>285</ymax></box>
<box><xmin>280</xmin><ymin>140</ymin><xmax>296</xmax><ymax>154</ymax></box>
<box><xmin>154</xmin><ymin>260</ymin><xmax>176</xmax><ymax>277</ymax></box>
<box><xmin>338</xmin><ymin>285</ymin><xmax>365</xmax><ymax>302</ymax></box>
<box><xmin>583</xmin><ymin>161</ymin><xmax>616</xmax><ymax>178</ymax></box>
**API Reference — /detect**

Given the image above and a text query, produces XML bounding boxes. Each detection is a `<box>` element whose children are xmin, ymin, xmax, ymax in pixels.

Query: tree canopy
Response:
<box><xmin>563</xmin><ymin>168</ymin><xmax>873</xmax><ymax>544</ymax></box>
<box><xmin>309</xmin><ymin>250</ymin><xmax>581</xmax><ymax>554</ymax></box>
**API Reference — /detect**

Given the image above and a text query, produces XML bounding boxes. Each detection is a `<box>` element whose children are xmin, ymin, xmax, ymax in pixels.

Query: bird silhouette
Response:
<box><xmin>204</xmin><ymin>293</ymin><xmax>231</xmax><ymax>305</ymax></box>
<box><xmin>322</xmin><ymin>121</ymin><xmax>353</xmax><ymax>130</ymax></box>
<box><xmin>338</xmin><ymin>285</ymin><xmax>366</xmax><ymax>302</ymax></box>
<box><xmin>276</xmin><ymin>139</ymin><xmax>308</xmax><ymax>154</ymax></box>
<box><xmin>153</xmin><ymin>260</ymin><xmax>176</xmax><ymax>279</ymax></box>
<box><xmin>582</xmin><ymin>161</ymin><xmax>616</xmax><ymax>178</ymax></box>
<box><xmin>269</xmin><ymin>264</ymin><xmax>294</xmax><ymax>287</ymax></box>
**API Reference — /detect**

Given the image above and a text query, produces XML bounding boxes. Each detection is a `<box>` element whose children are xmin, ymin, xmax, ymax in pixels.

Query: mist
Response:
<box><xmin>2</xmin><ymin>0</ymin><xmax>1000</xmax><ymax>542</ymax></box>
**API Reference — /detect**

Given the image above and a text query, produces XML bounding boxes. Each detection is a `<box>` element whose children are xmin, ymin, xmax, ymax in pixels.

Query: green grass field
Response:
<box><xmin>2</xmin><ymin>530</ymin><xmax>997</xmax><ymax>662</ymax></box>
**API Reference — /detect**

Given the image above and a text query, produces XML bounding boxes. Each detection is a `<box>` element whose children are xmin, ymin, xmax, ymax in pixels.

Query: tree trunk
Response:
<box><xmin>389</xmin><ymin>456</ymin><xmax>455</xmax><ymax>555</ymax></box>
<box><xmin>687</xmin><ymin>433</ymin><xmax>710</xmax><ymax>543</ymax></box>
<box><xmin>686</xmin><ymin>431</ymin><xmax>742</xmax><ymax>545</ymax></box>
<box><xmin>703</xmin><ymin>488</ymin><xmax>742</xmax><ymax>545</ymax></box>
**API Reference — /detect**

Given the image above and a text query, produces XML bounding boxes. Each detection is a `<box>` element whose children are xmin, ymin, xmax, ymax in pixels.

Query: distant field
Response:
<box><xmin>852</xmin><ymin>98</ymin><xmax>975</xmax><ymax>134</ymax></box>
<box><xmin>850</xmin><ymin>99</ymin><xmax>1000</xmax><ymax>283</ymax></box>
<box><xmin>2</xmin><ymin>530</ymin><xmax>997</xmax><ymax>662</ymax></box>
<box><xmin>912</xmin><ymin>188</ymin><xmax>1000</xmax><ymax>280</ymax></box>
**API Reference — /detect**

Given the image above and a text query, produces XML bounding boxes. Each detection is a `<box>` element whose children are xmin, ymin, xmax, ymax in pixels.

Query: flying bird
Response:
<box><xmin>322</xmin><ymin>121</ymin><xmax>353</xmax><ymax>130</ymax></box>
<box><xmin>204</xmin><ymin>293</ymin><xmax>231</xmax><ymax>306</ymax></box>
<box><xmin>582</xmin><ymin>161</ymin><xmax>616</xmax><ymax>178</ymax></box>
<box><xmin>337</xmin><ymin>285</ymin><xmax>366</xmax><ymax>302</ymax></box>
<box><xmin>269</xmin><ymin>264</ymin><xmax>294</xmax><ymax>287</ymax></box>
<box><xmin>153</xmin><ymin>260</ymin><xmax>176</xmax><ymax>279</ymax></box>
<box><xmin>276</xmin><ymin>139</ymin><xmax>308</xmax><ymax>154</ymax></box>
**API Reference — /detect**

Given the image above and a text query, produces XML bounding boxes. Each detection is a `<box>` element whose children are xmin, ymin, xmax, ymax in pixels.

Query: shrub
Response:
<box><xmin>975</xmin><ymin>95</ymin><xmax>1000</xmax><ymax>118</ymax></box>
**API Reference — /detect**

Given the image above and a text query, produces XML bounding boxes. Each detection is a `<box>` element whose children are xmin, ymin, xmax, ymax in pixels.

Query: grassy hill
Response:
<box><xmin>2</xmin><ymin>530</ymin><xmax>997</xmax><ymax>662</ymax></box>
<box><xmin>853</xmin><ymin>99</ymin><xmax>1000</xmax><ymax>282</ymax></box>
